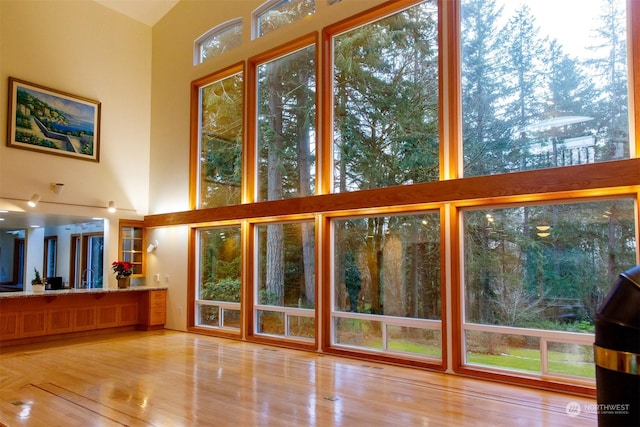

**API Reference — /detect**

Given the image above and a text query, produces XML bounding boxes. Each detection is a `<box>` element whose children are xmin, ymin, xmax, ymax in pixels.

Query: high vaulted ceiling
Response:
<box><xmin>93</xmin><ymin>0</ymin><xmax>179</xmax><ymax>26</ymax></box>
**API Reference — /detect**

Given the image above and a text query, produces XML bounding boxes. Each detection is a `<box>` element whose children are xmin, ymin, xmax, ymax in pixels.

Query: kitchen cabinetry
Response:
<box><xmin>0</xmin><ymin>288</ymin><xmax>167</xmax><ymax>346</ymax></box>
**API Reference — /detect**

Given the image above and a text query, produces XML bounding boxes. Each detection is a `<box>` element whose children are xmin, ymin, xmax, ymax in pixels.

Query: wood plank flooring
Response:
<box><xmin>0</xmin><ymin>330</ymin><xmax>597</xmax><ymax>426</ymax></box>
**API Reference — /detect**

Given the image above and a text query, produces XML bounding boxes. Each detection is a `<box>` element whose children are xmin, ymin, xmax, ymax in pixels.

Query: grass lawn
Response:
<box><xmin>467</xmin><ymin>347</ymin><xmax>595</xmax><ymax>378</ymax></box>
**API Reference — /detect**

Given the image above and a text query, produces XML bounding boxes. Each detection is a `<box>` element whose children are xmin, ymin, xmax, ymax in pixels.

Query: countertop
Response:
<box><xmin>0</xmin><ymin>286</ymin><xmax>168</xmax><ymax>299</ymax></box>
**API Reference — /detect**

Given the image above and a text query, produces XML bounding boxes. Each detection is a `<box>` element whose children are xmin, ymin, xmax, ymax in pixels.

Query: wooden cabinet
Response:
<box><xmin>139</xmin><ymin>290</ymin><xmax>166</xmax><ymax>329</ymax></box>
<box><xmin>0</xmin><ymin>288</ymin><xmax>166</xmax><ymax>346</ymax></box>
<box><xmin>119</xmin><ymin>220</ymin><xmax>145</xmax><ymax>276</ymax></box>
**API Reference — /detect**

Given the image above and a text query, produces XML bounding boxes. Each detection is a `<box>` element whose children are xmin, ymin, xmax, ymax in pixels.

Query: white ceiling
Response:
<box><xmin>93</xmin><ymin>0</ymin><xmax>179</xmax><ymax>26</ymax></box>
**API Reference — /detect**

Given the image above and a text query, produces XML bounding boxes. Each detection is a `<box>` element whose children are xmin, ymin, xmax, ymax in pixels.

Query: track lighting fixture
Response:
<box><xmin>28</xmin><ymin>194</ymin><xmax>41</xmax><ymax>207</ymax></box>
<box><xmin>107</xmin><ymin>201</ymin><xmax>116</xmax><ymax>213</ymax></box>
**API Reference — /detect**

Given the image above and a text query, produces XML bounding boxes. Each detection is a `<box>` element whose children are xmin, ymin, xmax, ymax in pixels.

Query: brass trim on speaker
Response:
<box><xmin>594</xmin><ymin>344</ymin><xmax>639</xmax><ymax>375</ymax></box>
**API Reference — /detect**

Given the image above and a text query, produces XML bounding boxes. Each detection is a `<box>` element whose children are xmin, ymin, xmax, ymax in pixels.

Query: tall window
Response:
<box><xmin>462</xmin><ymin>198</ymin><xmax>636</xmax><ymax>378</ymax></box>
<box><xmin>461</xmin><ymin>0</ymin><xmax>629</xmax><ymax>176</ymax></box>
<box><xmin>332</xmin><ymin>1</ymin><xmax>439</xmax><ymax>192</ymax></box>
<box><xmin>197</xmin><ymin>68</ymin><xmax>244</xmax><ymax>208</ymax></box>
<box><xmin>254</xmin><ymin>0</ymin><xmax>315</xmax><ymax>38</ymax></box>
<box><xmin>256</xmin><ymin>43</ymin><xmax>316</xmax><ymax>201</ymax></box>
<box><xmin>255</xmin><ymin>220</ymin><xmax>315</xmax><ymax>341</ymax></box>
<box><xmin>332</xmin><ymin>212</ymin><xmax>442</xmax><ymax>360</ymax></box>
<box><xmin>196</xmin><ymin>226</ymin><xmax>242</xmax><ymax>331</ymax></box>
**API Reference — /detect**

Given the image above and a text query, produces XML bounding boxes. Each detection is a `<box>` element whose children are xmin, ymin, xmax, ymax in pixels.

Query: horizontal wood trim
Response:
<box><xmin>145</xmin><ymin>159</ymin><xmax>640</xmax><ymax>227</ymax></box>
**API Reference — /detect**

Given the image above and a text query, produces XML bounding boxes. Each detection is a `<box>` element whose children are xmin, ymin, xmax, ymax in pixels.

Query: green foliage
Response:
<box><xmin>201</xmin><ymin>277</ymin><xmax>240</xmax><ymax>303</ymax></box>
<box><xmin>15</xmin><ymin>131</ymin><xmax>57</xmax><ymax>148</ymax></box>
<box><xmin>259</xmin><ymin>289</ymin><xmax>279</xmax><ymax>306</ymax></box>
<box><xmin>31</xmin><ymin>268</ymin><xmax>42</xmax><ymax>285</ymax></box>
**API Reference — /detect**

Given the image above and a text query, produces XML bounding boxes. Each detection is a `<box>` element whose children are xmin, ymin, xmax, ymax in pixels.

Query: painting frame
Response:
<box><xmin>7</xmin><ymin>77</ymin><xmax>101</xmax><ymax>162</ymax></box>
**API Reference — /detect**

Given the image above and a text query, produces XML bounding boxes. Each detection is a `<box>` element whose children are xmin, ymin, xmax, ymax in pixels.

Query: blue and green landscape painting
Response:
<box><xmin>13</xmin><ymin>85</ymin><xmax>97</xmax><ymax>158</ymax></box>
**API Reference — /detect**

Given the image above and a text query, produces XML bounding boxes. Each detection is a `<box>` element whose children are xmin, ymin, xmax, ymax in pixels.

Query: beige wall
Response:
<box><xmin>0</xmin><ymin>0</ymin><xmax>151</xmax><ymax>215</ymax></box>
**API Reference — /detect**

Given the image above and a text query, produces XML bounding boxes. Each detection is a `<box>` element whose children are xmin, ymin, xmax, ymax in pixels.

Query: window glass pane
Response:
<box><xmin>463</xmin><ymin>199</ymin><xmax>636</xmax><ymax>375</ymax></box>
<box><xmin>333</xmin><ymin>213</ymin><xmax>441</xmax><ymax>318</ymax></box>
<box><xmin>288</xmin><ymin>315</ymin><xmax>315</xmax><ymax>339</ymax></box>
<box><xmin>198</xmin><ymin>305</ymin><xmax>220</xmax><ymax>327</ymax></box>
<box><xmin>256</xmin><ymin>0</ymin><xmax>315</xmax><ymax>38</ymax></box>
<box><xmin>199</xmin><ymin>20</ymin><xmax>243</xmax><ymax>63</ymax></box>
<box><xmin>257</xmin><ymin>310</ymin><xmax>285</xmax><ymax>335</ymax></box>
<box><xmin>465</xmin><ymin>330</ymin><xmax>541</xmax><ymax>373</ymax></box>
<box><xmin>257</xmin><ymin>45</ymin><xmax>316</xmax><ymax>201</ymax></box>
<box><xmin>256</xmin><ymin>222</ymin><xmax>315</xmax><ymax>307</ymax></box>
<box><xmin>198</xmin><ymin>226</ymin><xmax>241</xmax><ymax>302</ymax></box>
<box><xmin>332</xmin><ymin>1</ymin><xmax>439</xmax><ymax>192</ymax></box>
<box><xmin>387</xmin><ymin>325</ymin><xmax>441</xmax><ymax>357</ymax></box>
<box><xmin>199</xmin><ymin>73</ymin><xmax>243</xmax><ymax>208</ymax></box>
<box><xmin>464</xmin><ymin>200</ymin><xmax>636</xmax><ymax>326</ymax></box>
<box><xmin>461</xmin><ymin>0</ymin><xmax>629</xmax><ymax>176</ymax></box>
<box><xmin>222</xmin><ymin>308</ymin><xmax>241</xmax><ymax>329</ymax></box>
<box><xmin>335</xmin><ymin>317</ymin><xmax>383</xmax><ymax>349</ymax></box>
<box><xmin>547</xmin><ymin>342</ymin><xmax>595</xmax><ymax>378</ymax></box>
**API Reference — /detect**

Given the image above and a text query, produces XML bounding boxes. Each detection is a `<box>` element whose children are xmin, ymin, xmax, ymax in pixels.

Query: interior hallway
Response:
<box><xmin>0</xmin><ymin>331</ymin><xmax>597</xmax><ymax>426</ymax></box>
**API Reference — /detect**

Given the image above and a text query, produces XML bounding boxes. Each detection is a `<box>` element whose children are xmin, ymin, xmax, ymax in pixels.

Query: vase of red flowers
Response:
<box><xmin>112</xmin><ymin>261</ymin><xmax>133</xmax><ymax>288</ymax></box>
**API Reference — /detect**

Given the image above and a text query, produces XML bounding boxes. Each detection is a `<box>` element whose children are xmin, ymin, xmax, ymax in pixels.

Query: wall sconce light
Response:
<box><xmin>147</xmin><ymin>240</ymin><xmax>158</xmax><ymax>253</ymax></box>
<box><xmin>28</xmin><ymin>194</ymin><xmax>41</xmax><ymax>207</ymax></box>
<box><xmin>107</xmin><ymin>201</ymin><xmax>116</xmax><ymax>213</ymax></box>
<box><xmin>50</xmin><ymin>182</ymin><xmax>64</xmax><ymax>194</ymax></box>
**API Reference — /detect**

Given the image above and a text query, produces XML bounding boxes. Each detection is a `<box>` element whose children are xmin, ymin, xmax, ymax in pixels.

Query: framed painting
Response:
<box><xmin>7</xmin><ymin>77</ymin><xmax>101</xmax><ymax>162</ymax></box>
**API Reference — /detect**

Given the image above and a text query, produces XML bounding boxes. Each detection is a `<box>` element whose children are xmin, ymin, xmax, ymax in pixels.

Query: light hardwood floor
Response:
<box><xmin>0</xmin><ymin>330</ymin><xmax>596</xmax><ymax>426</ymax></box>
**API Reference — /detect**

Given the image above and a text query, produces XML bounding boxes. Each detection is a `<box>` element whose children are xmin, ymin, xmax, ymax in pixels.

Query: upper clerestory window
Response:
<box><xmin>195</xmin><ymin>18</ymin><xmax>243</xmax><ymax>65</ymax></box>
<box><xmin>253</xmin><ymin>0</ymin><xmax>315</xmax><ymax>39</ymax></box>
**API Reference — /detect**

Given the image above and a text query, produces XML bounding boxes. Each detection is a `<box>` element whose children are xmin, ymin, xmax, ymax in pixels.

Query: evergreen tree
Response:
<box><xmin>461</xmin><ymin>0</ymin><xmax>510</xmax><ymax>176</ymax></box>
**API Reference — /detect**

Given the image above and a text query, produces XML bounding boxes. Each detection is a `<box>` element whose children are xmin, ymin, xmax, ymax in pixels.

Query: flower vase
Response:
<box><xmin>117</xmin><ymin>276</ymin><xmax>131</xmax><ymax>289</ymax></box>
<box><xmin>32</xmin><ymin>283</ymin><xmax>45</xmax><ymax>293</ymax></box>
